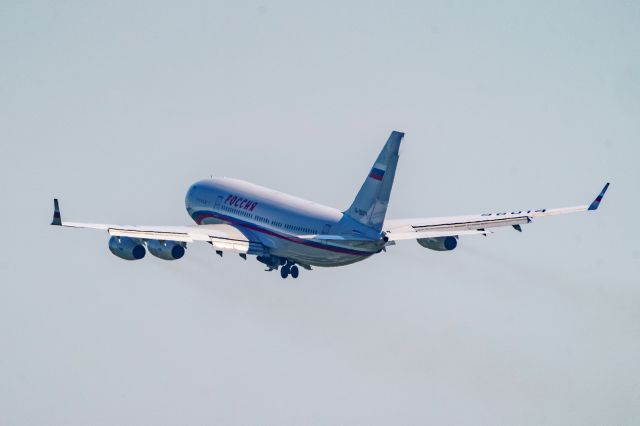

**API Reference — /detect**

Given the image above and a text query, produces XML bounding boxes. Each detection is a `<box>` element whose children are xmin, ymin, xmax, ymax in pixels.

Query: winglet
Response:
<box><xmin>588</xmin><ymin>183</ymin><xmax>610</xmax><ymax>211</ymax></box>
<box><xmin>51</xmin><ymin>198</ymin><xmax>62</xmax><ymax>225</ymax></box>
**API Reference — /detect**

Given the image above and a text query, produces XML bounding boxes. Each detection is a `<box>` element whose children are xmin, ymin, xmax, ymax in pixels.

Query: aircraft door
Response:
<box><xmin>322</xmin><ymin>224</ymin><xmax>331</xmax><ymax>234</ymax></box>
<box><xmin>214</xmin><ymin>196</ymin><xmax>223</xmax><ymax>209</ymax></box>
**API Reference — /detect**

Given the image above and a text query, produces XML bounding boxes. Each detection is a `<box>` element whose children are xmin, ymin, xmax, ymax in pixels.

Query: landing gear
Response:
<box><xmin>258</xmin><ymin>256</ymin><xmax>301</xmax><ymax>279</ymax></box>
<box><xmin>290</xmin><ymin>265</ymin><xmax>299</xmax><ymax>279</ymax></box>
<box><xmin>279</xmin><ymin>262</ymin><xmax>299</xmax><ymax>279</ymax></box>
<box><xmin>280</xmin><ymin>265</ymin><xmax>290</xmax><ymax>279</ymax></box>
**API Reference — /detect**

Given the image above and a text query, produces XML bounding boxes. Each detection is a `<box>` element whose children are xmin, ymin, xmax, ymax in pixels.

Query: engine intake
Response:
<box><xmin>417</xmin><ymin>236</ymin><xmax>457</xmax><ymax>251</ymax></box>
<box><xmin>109</xmin><ymin>236</ymin><xmax>146</xmax><ymax>260</ymax></box>
<box><xmin>147</xmin><ymin>240</ymin><xmax>186</xmax><ymax>260</ymax></box>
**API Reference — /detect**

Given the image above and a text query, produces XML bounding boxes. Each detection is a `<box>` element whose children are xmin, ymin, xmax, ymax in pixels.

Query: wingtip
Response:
<box><xmin>588</xmin><ymin>182</ymin><xmax>610</xmax><ymax>211</ymax></box>
<box><xmin>51</xmin><ymin>198</ymin><xmax>62</xmax><ymax>225</ymax></box>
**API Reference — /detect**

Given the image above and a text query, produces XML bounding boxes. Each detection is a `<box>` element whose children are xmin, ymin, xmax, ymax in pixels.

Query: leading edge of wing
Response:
<box><xmin>384</xmin><ymin>182</ymin><xmax>610</xmax><ymax>234</ymax></box>
<box><xmin>50</xmin><ymin>199</ymin><xmax>247</xmax><ymax>244</ymax></box>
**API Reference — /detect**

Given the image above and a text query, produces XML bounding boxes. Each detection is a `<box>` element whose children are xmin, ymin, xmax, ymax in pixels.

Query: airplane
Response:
<box><xmin>51</xmin><ymin>131</ymin><xmax>610</xmax><ymax>279</ymax></box>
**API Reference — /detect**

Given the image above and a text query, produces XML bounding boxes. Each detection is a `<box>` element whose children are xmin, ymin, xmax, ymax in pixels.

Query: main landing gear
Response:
<box><xmin>257</xmin><ymin>255</ymin><xmax>304</xmax><ymax>279</ymax></box>
<box><xmin>280</xmin><ymin>262</ymin><xmax>299</xmax><ymax>279</ymax></box>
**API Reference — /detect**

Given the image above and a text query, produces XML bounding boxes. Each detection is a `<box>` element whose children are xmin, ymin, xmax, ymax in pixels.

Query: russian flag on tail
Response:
<box><xmin>369</xmin><ymin>166</ymin><xmax>385</xmax><ymax>181</ymax></box>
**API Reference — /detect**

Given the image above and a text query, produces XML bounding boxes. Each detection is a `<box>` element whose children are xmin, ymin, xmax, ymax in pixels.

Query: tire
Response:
<box><xmin>280</xmin><ymin>267</ymin><xmax>289</xmax><ymax>279</ymax></box>
<box><xmin>290</xmin><ymin>265</ymin><xmax>299</xmax><ymax>279</ymax></box>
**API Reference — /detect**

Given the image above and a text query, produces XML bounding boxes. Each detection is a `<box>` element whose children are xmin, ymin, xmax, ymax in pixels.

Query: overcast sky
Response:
<box><xmin>1</xmin><ymin>1</ymin><xmax>639</xmax><ymax>425</ymax></box>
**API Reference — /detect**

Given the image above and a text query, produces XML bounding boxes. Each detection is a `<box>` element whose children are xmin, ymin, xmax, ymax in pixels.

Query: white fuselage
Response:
<box><xmin>184</xmin><ymin>178</ymin><xmax>385</xmax><ymax>267</ymax></box>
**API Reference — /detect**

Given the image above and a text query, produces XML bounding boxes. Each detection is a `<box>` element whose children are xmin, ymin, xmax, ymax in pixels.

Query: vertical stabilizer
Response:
<box><xmin>344</xmin><ymin>131</ymin><xmax>404</xmax><ymax>231</ymax></box>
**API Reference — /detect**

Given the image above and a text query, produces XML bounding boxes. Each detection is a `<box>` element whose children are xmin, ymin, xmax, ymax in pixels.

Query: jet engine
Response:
<box><xmin>108</xmin><ymin>236</ymin><xmax>146</xmax><ymax>260</ymax></box>
<box><xmin>147</xmin><ymin>240</ymin><xmax>186</xmax><ymax>260</ymax></box>
<box><xmin>417</xmin><ymin>236</ymin><xmax>457</xmax><ymax>251</ymax></box>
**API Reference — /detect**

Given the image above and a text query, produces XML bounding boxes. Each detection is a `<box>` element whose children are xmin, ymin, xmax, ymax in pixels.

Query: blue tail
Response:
<box><xmin>344</xmin><ymin>131</ymin><xmax>404</xmax><ymax>231</ymax></box>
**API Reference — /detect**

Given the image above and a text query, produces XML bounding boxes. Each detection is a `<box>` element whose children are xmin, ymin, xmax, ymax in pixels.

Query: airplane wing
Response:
<box><xmin>50</xmin><ymin>199</ymin><xmax>263</xmax><ymax>254</ymax></box>
<box><xmin>383</xmin><ymin>183</ymin><xmax>610</xmax><ymax>242</ymax></box>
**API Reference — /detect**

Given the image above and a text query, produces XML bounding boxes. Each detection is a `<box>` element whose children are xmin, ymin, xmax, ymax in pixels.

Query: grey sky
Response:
<box><xmin>1</xmin><ymin>1</ymin><xmax>639</xmax><ymax>424</ymax></box>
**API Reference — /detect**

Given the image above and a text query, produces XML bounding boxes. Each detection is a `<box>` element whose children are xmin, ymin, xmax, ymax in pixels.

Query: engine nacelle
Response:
<box><xmin>417</xmin><ymin>236</ymin><xmax>458</xmax><ymax>251</ymax></box>
<box><xmin>147</xmin><ymin>240</ymin><xmax>186</xmax><ymax>260</ymax></box>
<box><xmin>108</xmin><ymin>236</ymin><xmax>146</xmax><ymax>260</ymax></box>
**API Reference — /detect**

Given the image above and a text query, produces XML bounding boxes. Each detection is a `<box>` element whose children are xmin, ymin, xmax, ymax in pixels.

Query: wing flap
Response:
<box><xmin>108</xmin><ymin>228</ymin><xmax>194</xmax><ymax>242</ymax></box>
<box><xmin>387</xmin><ymin>229</ymin><xmax>490</xmax><ymax>242</ymax></box>
<box><xmin>410</xmin><ymin>215</ymin><xmax>530</xmax><ymax>233</ymax></box>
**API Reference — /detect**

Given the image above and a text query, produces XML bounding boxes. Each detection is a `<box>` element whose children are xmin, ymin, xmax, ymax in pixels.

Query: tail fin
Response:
<box><xmin>344</xmin><ymin>131</ymin><xmax>404</xmax><ymax>231</ymax></box>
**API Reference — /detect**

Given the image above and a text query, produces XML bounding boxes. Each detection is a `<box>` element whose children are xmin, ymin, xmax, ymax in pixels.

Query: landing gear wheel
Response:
<box><xmin>290</xmin><ymin>265</ymin><xmax>299</xmax><ymax>279</ymax></box>
<box><xmin>280</xmin><ymin>265</ymin><xmax>290</xmax><ymax>279</ymax></box>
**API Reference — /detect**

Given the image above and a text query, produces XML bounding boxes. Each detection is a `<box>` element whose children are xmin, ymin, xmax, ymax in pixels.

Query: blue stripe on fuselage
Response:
<box><xmin>191</xmin><ymin>210</ymin><xmax>378</xmax><ymax>257</ymax></box>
